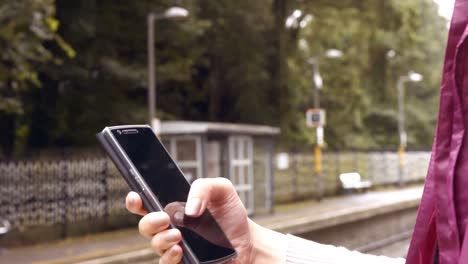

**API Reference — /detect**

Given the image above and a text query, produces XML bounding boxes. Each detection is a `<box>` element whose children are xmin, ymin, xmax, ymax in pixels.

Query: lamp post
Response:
<box><xmin>148</xmin><ymin>7</ymin><xmax>189</xmax><ymax>134</ymax></box>
<box><xmin>397</xmin><ymin>71</ymin><xmax>423</xmax><ymax>185</ymax></box>
<box><xmin>307</xmin><ymin>49</ymin><xmax>343</xmax><ymax>200</ymax></box>
<box><xmin>308</xmin><ymin>49</ymin><xmax>343</xmax><ymax>109</ymax></box>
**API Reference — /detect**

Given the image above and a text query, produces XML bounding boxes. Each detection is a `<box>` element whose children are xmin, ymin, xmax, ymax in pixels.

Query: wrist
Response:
<box><xmin>248</xmin><ymin>219</ymin><xmax>287</xmax><ymax>263</ymax></box>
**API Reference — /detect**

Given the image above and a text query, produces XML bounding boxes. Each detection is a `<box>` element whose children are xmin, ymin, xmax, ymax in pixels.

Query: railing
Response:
<box><xmin>0</xmin><ymin>151</ymin><xmax>430</xmax><ymax>244</ymax></box>
<box><xmin>0</xmin><ymin>158</ymin><xmax>130</xmax><ymax>232</ymax></box>
<box><xmin>274</xmin><ymin>151</ymin><xmax>430</xmax><ymax>203</ymax></box>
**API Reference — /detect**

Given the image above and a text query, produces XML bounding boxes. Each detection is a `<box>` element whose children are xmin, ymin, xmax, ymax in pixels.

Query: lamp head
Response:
<box><xmin>386</xmin><ymin>49</ymin><xmax>396</xmax><ymax>59</ymax></box>
<box><xmin>325</xmin><ymin>49</ymin><xmax>343</xmax><ymax>59</ymax></box>
<box><xmin>163</xmin><ymin>7</ymin><xmax>189</xmax><ymax>19</ymax></box>
<box><xmin>408</xmin><ymin>71</ymin><xmax>423</xmax><ymax>82</ymax></box>
<box><xmin>285</xmin><ymin>9</ymin><xmax>303</xmax><ymax>28</ymax></box>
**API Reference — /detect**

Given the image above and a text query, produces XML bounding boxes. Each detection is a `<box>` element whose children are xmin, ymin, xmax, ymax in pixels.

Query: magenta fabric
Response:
<box><xmin>406</xmin><ymin>1</ymin><xmax>468</xmax><ymax>263</ymax></box>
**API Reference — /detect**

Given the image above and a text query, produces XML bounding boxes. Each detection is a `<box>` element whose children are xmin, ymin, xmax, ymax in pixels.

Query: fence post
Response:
<box><xmin>383</xmin><ymin>152</ymin><xmax>388</xmax><ymax>184</ymax></box>
<box><xmin>315</xmin><ymin>151</ymin><xmax>324</xmax><ymax>201</ymax></box>
<box><xmin>323</xmin><ymin>151</ymin><xmax>328</xmax><ymax>196</ymax></box>
<box><xmin>266</xmin><ymin>140</ymin><xmax>275</xmax><ymax>214</ymax></box>
<box><xmin>102</xmin><ymin>158</ymin><xmax>109</xmax><ymax>227</ymax></box>
<box><xmin>367</xmin><ymin>152</ymin><xmax>373</xmax><ymax>183</ymax></box>
<box><xmin>60</xmin><ymin>156</ymin><xmax>69</xmax><ymax>239</ymax></box>
<box><xmin>336</xmin><ymin>151</ymin><xmax>341</xmax><ymax>177</ymax></box>
<box><xmin>353</xmin><ymin>150</ymin><xmax>358</xmax><ymax>173</ymax></box>
<box><xmin>292</xmin><ymin>153</ymin><xmax>298</xmax><ymax>200</ymax></box>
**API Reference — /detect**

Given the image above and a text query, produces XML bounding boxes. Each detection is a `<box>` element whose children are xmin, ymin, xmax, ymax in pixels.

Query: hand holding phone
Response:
<box><xmin>127</xmin><ymin>177</ymin><xmax>258</xmax><ymax>264</ymax></box>
<box><xmin>97</xmin><ymin>125</ymin><xmax>238</xmax><ymax>263</ymax></box>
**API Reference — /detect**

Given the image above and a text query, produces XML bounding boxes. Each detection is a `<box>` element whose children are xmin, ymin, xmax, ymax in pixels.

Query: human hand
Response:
<box><xmin>126</xmin><ymin>177</ymin><xmax>286</xmax><ymax>263</ymax></box>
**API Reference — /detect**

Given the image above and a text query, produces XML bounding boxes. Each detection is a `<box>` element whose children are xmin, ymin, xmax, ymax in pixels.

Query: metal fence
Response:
<box><xmin>0</xmin><ymin>158</ymin><xmax>129</xmax><ymax>231</ymax></box>
<box><xmin>274</xmin><ymin>151</ymin><xmax>430</xmax><ymax>203</ymax></box>
<box><xmin>0</xmin><ymin>151</ymin><xmax>430</xmax><ymax>244</ymax></box>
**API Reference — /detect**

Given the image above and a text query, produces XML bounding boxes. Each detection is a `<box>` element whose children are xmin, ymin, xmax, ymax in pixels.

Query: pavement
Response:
<box><xmin>0</xmin><ymin>185</ymin><xmax>423</xmax><ymax>264</ymax></box>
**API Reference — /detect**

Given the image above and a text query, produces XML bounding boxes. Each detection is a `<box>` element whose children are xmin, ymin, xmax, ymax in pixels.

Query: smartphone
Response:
<box><xmin>97</xmin><ymin>125</ymin><xmax>237</xmax><ymax>264</ymax></box>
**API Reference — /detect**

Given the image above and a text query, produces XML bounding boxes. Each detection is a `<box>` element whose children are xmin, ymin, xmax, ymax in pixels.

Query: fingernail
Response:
<box><xmin>185</xmin><ymin>197</ymin><xmax>201</xmax><ymax>216</ymax></box>
<box><xmin>129</xmin><ymin>195</ymin><xmax>136</xmax><ymax>206</ymax></box>
<box><xmin>165</xmin><ymin>229</ymin><xmax>180</xmax><ymax>243</ymax></box>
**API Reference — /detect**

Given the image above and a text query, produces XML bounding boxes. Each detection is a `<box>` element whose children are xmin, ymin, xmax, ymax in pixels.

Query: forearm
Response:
<box><xmin>285</xmin><ymin>234</ymin><xmax>405</xmax><ymax>264</ymax></box>
<box><xmin>248</xmin><ymin>219</ymin><xmax>405</xmax><ymax>264</ymax></box>
<box><xmin>248</xmin><ymin>219</ymin><xmax>287</xmax><ymax>263</ymax></box>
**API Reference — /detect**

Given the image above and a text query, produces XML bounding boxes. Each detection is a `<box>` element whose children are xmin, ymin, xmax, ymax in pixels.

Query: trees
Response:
<box><xmin>0</xmin><ymin>0</ymin><xmax>73</xmax><ymax>156</ymax></box>
<box><xmin>0</xmin><ymin>0</ymin><xmax>448</xmax><ymax>157</ymax></box>
<box><xmin>285</xmin><ymin>0</ymin><xmax>446</xmax><ymax>149</ymax></box>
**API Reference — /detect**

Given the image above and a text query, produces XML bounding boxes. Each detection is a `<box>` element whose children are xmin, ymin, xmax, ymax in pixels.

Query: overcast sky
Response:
<box><xmin>433</xmin><ymin>0</ymin><xmax>455</xmax><ymax>20</ymax></box>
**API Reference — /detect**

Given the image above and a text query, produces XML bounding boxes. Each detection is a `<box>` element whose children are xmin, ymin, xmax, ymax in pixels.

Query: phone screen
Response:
<box><xmin>111</xmin><ymin>127</ymin><xmax>235</xmax><ymax>263</ymax></box>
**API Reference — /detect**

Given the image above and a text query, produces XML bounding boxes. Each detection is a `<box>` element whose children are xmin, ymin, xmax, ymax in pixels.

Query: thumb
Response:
<box><xmin>185</xmin><ymin>177</ymin><xmax>239</xmax><ymax>217</ymax></box>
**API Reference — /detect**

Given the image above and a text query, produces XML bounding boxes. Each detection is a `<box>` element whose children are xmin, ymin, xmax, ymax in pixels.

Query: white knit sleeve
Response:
<box><xmin>285</xmin><ymin>234</ymin><xmax>406</xmax><ymax>264</ymax></box>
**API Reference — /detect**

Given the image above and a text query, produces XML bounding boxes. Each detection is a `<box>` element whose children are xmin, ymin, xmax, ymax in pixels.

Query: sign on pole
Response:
<box><xmin>306</xmin><ymin>108</ymin><xmax>326</xmax><ymax>128</ymax></box>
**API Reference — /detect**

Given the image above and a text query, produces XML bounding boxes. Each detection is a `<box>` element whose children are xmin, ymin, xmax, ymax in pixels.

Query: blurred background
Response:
<box><xmin>0</xmin><ymin>0</ymin><xmax>454</xmax><ymax>263</ymax></box>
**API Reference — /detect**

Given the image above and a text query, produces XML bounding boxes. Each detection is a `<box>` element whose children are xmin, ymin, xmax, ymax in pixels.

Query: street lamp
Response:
<box><xmin>285</xmin><ymin>10</ymin><xmax>314</xmax><ymax>29</ymax></box>
<box><xmin>285</xmin><ymin>9</ymin><xmax>303</xmax><ymax>28</ymax></box>
<box><xmin>325</xmin><ymin>49</ymin><xmax>343</xmax><ymax>59</ymax></box>
<box><xmin>397</xmin><ymin>71</ymin><xmax>423</xmax><ymax>185</ymax></box>
<box><xmin>307</xmin><ymin>49</ymin><xmax>343</xmax><ymax>113</ymax></box>
<box><xmin>147</xmin><ymin>7</ymin><xmax>189</xmax><ymax>134</ymax></box>
<box><xmin>307</xmin><ymin>49</ymin><xmax>342</xmax><ymax>200</ymax></box>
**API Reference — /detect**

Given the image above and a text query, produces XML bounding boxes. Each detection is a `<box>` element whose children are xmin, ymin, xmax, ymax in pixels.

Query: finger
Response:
<box><xmin>159</xmin><ymin>245</ymin><xmax>183</xmax><ymax>264</ymax></box>
<box><xmin>164</xmin><ymin>202</ymin><xmax>186</xmax><ymax>227</ymax></box>
<box><xmin>150</xmin><ymin>228</ymin><xmax>182</xmax><ymax>256</ymax></box>
<box><xmin>126</xmin><ymin>191</ymin><xmax>148</xmax><ymax>216</ymax></box>
<box><xmin>185</xmin><ymin>177</ymin><xmax>239</xmax><ymax>217</ymax></box>
<box><xmin>138</xmin><ymin>212</ymin><xmax>171</xmax><ymax>239</ymax></box>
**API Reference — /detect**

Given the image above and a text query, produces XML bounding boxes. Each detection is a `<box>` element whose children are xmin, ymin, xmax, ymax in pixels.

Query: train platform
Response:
<box><xmin>0</xmin><ymin>185</ymin><xmax>423</xmax><ymax>264</ymax></box>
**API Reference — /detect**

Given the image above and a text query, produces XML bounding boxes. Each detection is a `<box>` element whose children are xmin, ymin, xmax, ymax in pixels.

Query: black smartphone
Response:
<box><xmin>96</xmin><ymin>125</ymin><xmax>237</xmax><ymax>264</ymax></box>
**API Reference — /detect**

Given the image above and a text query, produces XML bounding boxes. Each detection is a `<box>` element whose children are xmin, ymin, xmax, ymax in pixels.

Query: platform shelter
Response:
<box><xmin>160</xmin><ymin>121</ymin><xmax>280</xmax><ymax>215</ymax></box>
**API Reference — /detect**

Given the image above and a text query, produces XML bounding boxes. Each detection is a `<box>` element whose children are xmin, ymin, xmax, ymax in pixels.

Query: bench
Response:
<box><xmin>339</xmin><ymin>172</ymin><xmax>372</xmax><ymax>193</ymax></box>
<box><xmin>0</xmin><ymin>219</ymin><xmax>10</xmax><ymax>236</ymax></box>
<box><xmin>0</xmin><ymin>219</ymin><xmax>10</xmax><ymax>253</ymax></box>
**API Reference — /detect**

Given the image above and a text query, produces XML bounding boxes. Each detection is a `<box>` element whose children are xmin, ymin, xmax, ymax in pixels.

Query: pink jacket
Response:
<box><xmin>406</xmin><ymin>1</ymin><xmax>468</xmax><ymax>263</ymax></box>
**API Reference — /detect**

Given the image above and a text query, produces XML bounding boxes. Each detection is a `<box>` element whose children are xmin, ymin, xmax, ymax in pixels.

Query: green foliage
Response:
<box><xmin>0</xmin><ymin>0</ymin><xmax>448</xmax><ymax>157</ymax></box>
<box><xmin>1</xmin><ymin>0</ymin><xmax>52</xmax><ymax>113</ymax></box>
<box><xmin>0</xmin><ymin>0</ymin><xmax>74</xmax><ymax>156</ymax></box>
<box><xmin>288</xmin><ymin>0</ymin><xmax>446</xmax><ymax>149</ymax></box>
